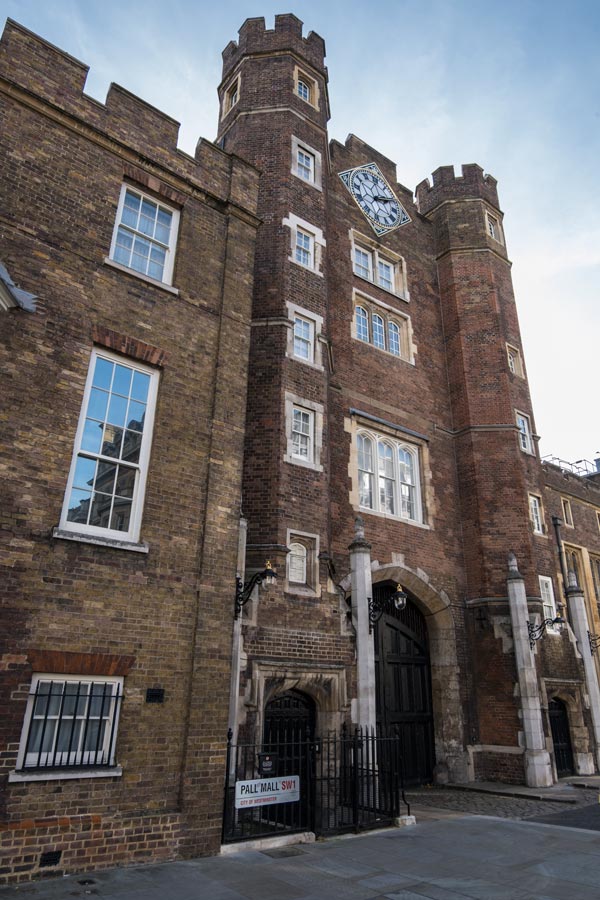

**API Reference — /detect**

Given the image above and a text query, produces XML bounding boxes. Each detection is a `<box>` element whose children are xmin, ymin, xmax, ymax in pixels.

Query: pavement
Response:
<box><xmin>3</xmin><ymin>778</ymin><xmax>600</xmax><ymax>900</ymax></box>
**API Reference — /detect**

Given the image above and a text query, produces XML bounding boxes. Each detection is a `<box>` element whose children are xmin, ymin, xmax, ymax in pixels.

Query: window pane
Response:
<box><xmin>89</xmin><ymin>492</ymin><xmax>113</xmax><ymax>528</ymax></box>
<box><xmin>107</xmin><ymin>394</ymin><xmax>128</xmax><ymax>427</ymax></box>
<box><xmin>73</xmin><ymin>456</ymin><xmax>96</xmax><ymax>490</ymax></box>
<box><xmin>372</xmin><ymin>315</ymin><xmax>385</xmax><ymax>349</ymax></box>
<box><xmin>101</xmin><ymin>424</ymin><xmax>124</xmax><ymax>458</ymax></box>
<box><xmin>122</xmin><ymin>430</ymin><xmax>142</xmax><ymax>464</ymax></box>
<box><xmin>115</xmin><ymin>466</ymin><xmax>136</xmax><ymax>499</ymax></box>
<box><xmin>111</xmin><ymin>500</ymin><xmax>132</xmax><ymax>532</ymax></box>
<box><xmin>96</xmin><ymin>461</ymin><xmax>117</xmax><ymax>494</ymax></box>
<box><xmin>92</xmin><ymin>358</ymin><xmax>114</xmax><ymax>390</ymax></box>
<box><xmin>66</xmin><ymin>488</ymin><xmax>92</xmax><ymax>524</ymax></box>
<box><xmin>131</xmin><ymin>371</ymin><xmax>151</xmax><ymax>403</ymax></box>
<box><xmin>127</xmin><ymin>401</ymin><xmax>146</xmax><ymax>430</ymax></box>
<box><xmin>388</xmin><ymin>322</ymin><xmax>401</xmax><ymax>356</ymax></box>
<box><xmin>113</xmin><ymin>365</ymin><xmax>133</xmax><ymax>397</ymax></box>
<box><xmin>356</xmin><ymin>307</ymin><xmax>369</xmax><ymax>342</ymax></box>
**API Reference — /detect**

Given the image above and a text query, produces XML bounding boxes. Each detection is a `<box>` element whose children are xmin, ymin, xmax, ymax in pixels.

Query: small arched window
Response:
<box><xmin>357</xmin><ymin>434</ymin><xmax>374</xmax><ymax>509</ymax></box>
<box><xmin>288</xmin><ymin>542</ymin><xmax>307</xmax><ymax>584</ymax></box>
<box><xmin>372</xmin><ymin>314</ymin><xmax>385</xmax><ymax>350</ymax></box>
<box><xmin>356</xmin><ymin>306</ymin><xmax>369</xmax><ymax>342</ymax></box>
<box><xmin>378</xmin><ymin>441</ymin><xmax>395</xmax><ymax>514</ymax></box>
<box><xmin>388</xmin><ymin>321</ymin><xmax>401</xmax><ymax>356</ymax></box>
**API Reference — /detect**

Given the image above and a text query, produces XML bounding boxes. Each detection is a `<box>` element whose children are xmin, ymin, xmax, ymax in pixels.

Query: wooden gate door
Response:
<box><xmin>264</xmin><ymin>690</ymin><xmax>316</xmax><ymax>827</ymax></box>
<box><xmin>374</xmin><ymin>584</ymin><xmax>435</xmax><ymax>785</ymax></box>
<box><xmin>549</xmin><ymin>698</ymin><xmax>574</xmax><ymax>777</ymax></box>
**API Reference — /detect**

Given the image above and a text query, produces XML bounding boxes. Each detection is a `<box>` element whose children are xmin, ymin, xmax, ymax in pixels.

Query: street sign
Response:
<box><xmin>234</xmin><ymin>775</ymin><xmax>300</xmax><ymax>809</ymax></box>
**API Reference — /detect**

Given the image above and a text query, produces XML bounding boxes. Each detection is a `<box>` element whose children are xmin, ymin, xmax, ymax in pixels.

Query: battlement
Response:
<box><xmin>416</xmin><ymin>164</ymin><xmax>499</xmax><ymax>215</ymax></box>
<box><xmin>222</xmin><ymin>14</ymin><xmax>326</xmax><ymax>77</ymax></box>
<box><xmin>0</xmin><ymin>19</ymin><xmax>259</xmax><ymax>210</ymax></box>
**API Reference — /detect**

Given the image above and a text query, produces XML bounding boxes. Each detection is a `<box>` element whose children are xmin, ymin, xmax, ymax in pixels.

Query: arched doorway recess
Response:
<box><xmin>549</xmin><ymin>697</ymin><xmax>574</xmax><ymax>777</ymax></box>
<box><xmin>373</xmin><ymin>581</ymin><xmax>435</xmax><ymax>784</ymax></box>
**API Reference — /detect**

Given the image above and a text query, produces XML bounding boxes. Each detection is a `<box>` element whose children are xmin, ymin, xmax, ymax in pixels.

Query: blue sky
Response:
<box><xmin>2</xmin><ymin>0</ymin><xmax>598</xmax><ymax>465</ymax></box>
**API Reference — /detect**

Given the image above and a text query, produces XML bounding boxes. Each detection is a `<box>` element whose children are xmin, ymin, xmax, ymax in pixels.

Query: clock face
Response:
<box><xmin>339</xmin><ymin>164</ymin><xmax>410</xmax><ymax>236</ymax></box>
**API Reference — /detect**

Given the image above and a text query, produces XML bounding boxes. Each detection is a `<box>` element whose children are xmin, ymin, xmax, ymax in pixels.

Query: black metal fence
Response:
<box><xmin>222</xmin><ymin>725</ymin><xmax>409</xmax><ymax>843</ymax></box>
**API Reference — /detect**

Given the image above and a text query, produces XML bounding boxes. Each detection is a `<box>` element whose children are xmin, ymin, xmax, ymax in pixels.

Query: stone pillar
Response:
<box><xmin>507</xmin><ymin>552</ymin><xmax>553</xmax><ymax>786</ymax></box>
<box><xmin>565</xmin><ymin>571</ymin><xmax>600</xmax><ymax>770</ymax></box>
<box><xmin>349</xmin><ymin>517</ymin><xmax>376</xmax><ymax>729</ymax></box>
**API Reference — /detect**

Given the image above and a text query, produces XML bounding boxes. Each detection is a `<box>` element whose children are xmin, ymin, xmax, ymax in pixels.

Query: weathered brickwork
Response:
<box><xmin>2</xmin><ymin>11</ymin><xmax>600</xmax><ymax>885</ymax></box>
<box><xmin>0</xmin><ymin>17</ymin><xmax>259</xmax><ymax>883</ymax></box>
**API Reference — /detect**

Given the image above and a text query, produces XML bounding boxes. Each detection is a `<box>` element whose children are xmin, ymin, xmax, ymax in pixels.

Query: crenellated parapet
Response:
<box><xmin>222</xmin><ymin>14</ymin><xmax>326</xmax><ymax>79</ymax></box>
<box><xmin>416</xmin><ymin>164</ymin><xmax>499</xmax><ymax>215</ymax></box>
<box><xmin>0</xmin><ymin>18</ymin><xmax>259</xmax><ymax>207</ymax></box>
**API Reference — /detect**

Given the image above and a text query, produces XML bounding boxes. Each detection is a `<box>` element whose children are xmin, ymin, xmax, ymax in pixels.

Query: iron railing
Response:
<box><xmin>223</xmin><ymin>725</ymin><xmax>409</xmax><ymax>843</ymax></box>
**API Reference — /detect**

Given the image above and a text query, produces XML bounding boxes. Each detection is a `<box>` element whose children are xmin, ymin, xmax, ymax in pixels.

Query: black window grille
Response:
<box><xmin>19</xmin><ymin>679</ymin><xmax>123</xmax><ymax>770</ymax></box>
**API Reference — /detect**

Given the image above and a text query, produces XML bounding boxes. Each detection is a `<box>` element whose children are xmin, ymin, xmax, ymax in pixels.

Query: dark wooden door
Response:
<box><xmin>549</xmin><ymin>698</ymin><xmax>574</xmax><ymax>777</ymax></box>
<box><xmin>264</xmin><ymin>690</ymin><xmax>315</xmax><ymax>827</ymax></box>
<box><xmin>374</xmin><ymin>584</ymin><xmax>435</xmax><ymax>785</ymax></box>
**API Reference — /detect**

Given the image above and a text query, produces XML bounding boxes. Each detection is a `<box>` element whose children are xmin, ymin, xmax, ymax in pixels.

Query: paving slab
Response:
<box><xmin>4</xmin><ymin>815</ymin><xmax>600</xmax><ymax>900</ymax></box>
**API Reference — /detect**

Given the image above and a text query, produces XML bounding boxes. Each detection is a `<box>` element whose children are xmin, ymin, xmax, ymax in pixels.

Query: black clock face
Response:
<box><xmin>350</xmin><ymin>169</ymin><xmax>401</xmax><ymax>229</ymax></box>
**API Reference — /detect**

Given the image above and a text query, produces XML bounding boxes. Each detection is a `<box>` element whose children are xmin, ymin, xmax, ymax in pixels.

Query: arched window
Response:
<box><xmin>372</xmin><ymin>314</ymin><xmax>385</xmax><ymax>350</ymax></box>
<box><xmin>398</xmin><ymin>447</ymin><xmax>416</xmax><ymax>520</ymax></box>
<box><xmin>357</xmin><ymin>434</ymin><xmax>374</xmax><ymax>508</ymax></box>
<box><xmin>355</xmin><ymin>430</ymin><xmax>423</xmax><ymax>523</ymax></box>
<box><xmin>388</xmin><ymin>321</ymin><xmax>401</xmax><ymax>356</ymax></box>
<box><xmin>288</xmin><ymin>542</ymin><xmax>307</xmax><ymax>584</ymax></box>
<box><xmin>356</xmin><ymin>306</ymin><xmax>369</xmax><ymax>342</ymax></box>
<box><xmin>378</xmin><ymin>441</ymin><xmax>395</xmax><ymax>514</ymax></box>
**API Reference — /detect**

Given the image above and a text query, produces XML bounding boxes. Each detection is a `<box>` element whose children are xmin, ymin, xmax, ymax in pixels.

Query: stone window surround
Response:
<box><xmin>291</xmin><ymin>135</ymin><xmax>323</xmax><ymax>191</ymax></box>
<box><xmin>515</xmin><ymin>410</ymin><xmax>534</xmax><ymax>455</ymax></box>
<box><xmin>346</xmin><ymin>413</ymin><xmax>430</xmax><ymax>528</ymax></box>
<box><xmin>351</xmin><ymin>288</ymin><xmax>414</xmax><ymax>364</ymax></box>
<box><xmin>222</xmin><ymin>73</ymin><xmax>241</xmax><ymax>117</ymax></box>
<box><xmin>349</xmin><ymin>228</ymin><xmax>409</xmax><ymax>300</ymax></box>
<box><xmin>485</xmin><ymin>207</ymin><xmax>504</xmax><ymax>245</ymax></box>
<box><xmin>293</xmin><ymin>65</ymin><xmax>320</xmax><ymax>111</ymax></box>
<box><xmin>286</xmin><ymin>528</ymin><xmax>321</xmax><ymax>597</ymax></box>
<box><xmin>285</xmin><ymin>301</ymin><xmax>325</xmax><ymax>370</ymax></box>
<box><xmin>506</xmin><ymin>343</ymin><xmax>524</xmax><ymax>377</ymax></box>
<box><xmin>528</xmin><ymin>493</ymin><xmax>545</xmax><ymax>535</ymax></box>
<box><xmin>284</xmin><ymin>391</ymin><xmax>324</xmax><ymax>472</ymax></box>
<box><xmin>284</xmin><ymin>212</ymin><xmax>326</xmax><ymax>276</ymax></box>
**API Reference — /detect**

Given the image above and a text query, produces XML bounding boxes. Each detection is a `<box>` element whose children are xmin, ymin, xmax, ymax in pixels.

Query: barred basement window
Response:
<box><xmin>16</xmin><ymin>675</ymin><xmax>123</xmax><ymax>771</ymax></box>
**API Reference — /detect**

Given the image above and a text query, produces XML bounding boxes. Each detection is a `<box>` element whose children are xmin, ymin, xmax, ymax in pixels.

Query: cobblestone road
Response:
<box><xmin>406</xmin><ymin>785</ymin><xmax>600</xmax><ymax>822</ymax></box>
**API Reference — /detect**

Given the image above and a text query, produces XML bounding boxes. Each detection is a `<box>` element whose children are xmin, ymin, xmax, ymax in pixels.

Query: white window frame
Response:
<box><xmin>284</xmin><ymin>393</ymin><xmax>324</xmax><ymax>472</ymax></box>
<box><xmin>291</xmin><ymin>137</ymin><xmax>322</xmax><ymax>190</ymax></box>
<box><xmin>284</xmin><ymin>213</ymin><xmax>326</xmax><ymax>276</ymax></box>
<box><xmin>350</xmin><ymin>230</ymin><xmax>407</xmax><ymax>298</ymax></box>
<box><xmin>506</xmin><ymin>344</ymin><xmax>524</xmax><ymax>377</ymax></box>
<box><xmin>291</xmin><ymin>406</ymin><xmax>313</xmax><ymax>462</ymax></box>
<box><xmin>285</xmin><ymin>302</ymin><xmax>324</xmax><ymax>369</ymax></box>
<box><xmin>485</xmin><ymin>209</ymin><xmax>504</xmax><ymax>245</ymax></box>
<box><xmin>15</xmin><ymin>674</ymin><xmax>123</xmax><ymax>772</ymax></box>
<box><xmin>352</xmin><ymin>290</ymin><xmax>413</xmax><ymax>363</ymax></box>
<box><xmin>58</xmin><ymin>348</ymin><xmax>159</xmax><ymax>545</ymax></box>
<box><xmin>109</xmin><ymin>185</ymin><xmax>179</xmax><ymax>286</ymax></box>
<box><xmin>516</xmin><ymin>411</ymin><xmax>534</xmax><ymax>454</ymax></box>
<box><xmin>539</xmin><ymin>576</ymin><xmax>558</xmax><ymax>631</ymax></box>
<box><xmin>354</xmin><ymin>427</ymin><xmax>423</xmax><ymax>524</ymax></box>
<box><xmin>529</xmin><ymin>494</ymin><xmax>544</xmax><ymax>534</ymax></box>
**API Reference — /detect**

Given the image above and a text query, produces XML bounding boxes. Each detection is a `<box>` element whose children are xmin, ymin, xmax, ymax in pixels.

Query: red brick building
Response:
<box><xmin>1</xmin><ymin>11</ymin><xmax>600</xmax><ymax>885</ymax></box>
